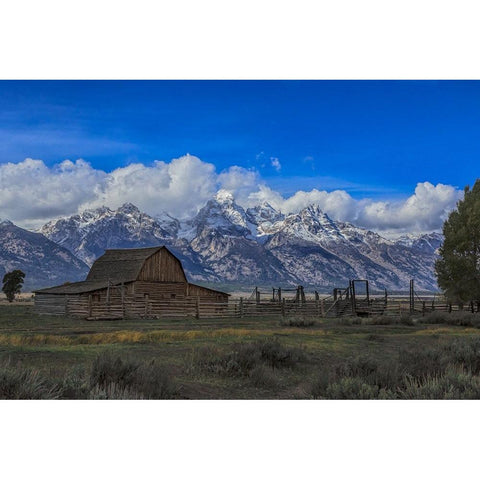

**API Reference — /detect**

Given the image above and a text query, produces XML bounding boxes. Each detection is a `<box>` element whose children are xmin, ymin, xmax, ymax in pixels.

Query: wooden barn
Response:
<box><xmin>34</xmin><ymin>246</ymin><xmax>229</xmax><ymax>319</ymax></box>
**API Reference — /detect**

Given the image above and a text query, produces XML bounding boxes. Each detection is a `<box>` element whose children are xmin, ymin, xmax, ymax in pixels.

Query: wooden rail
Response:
<box><xmin>35</xmin><ymin>294</ymin><xmax>480</xmax><ymax>320</ymax></box>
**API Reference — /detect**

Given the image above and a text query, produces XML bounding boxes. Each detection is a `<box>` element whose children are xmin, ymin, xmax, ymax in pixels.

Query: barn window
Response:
<box><xmin>171</xmin><ymin>293</ymin><xmax>176</xmax><ymax>299</ymax></box>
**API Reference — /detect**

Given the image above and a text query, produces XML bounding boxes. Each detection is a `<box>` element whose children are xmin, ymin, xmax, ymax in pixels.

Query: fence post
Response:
<box><xmin>422</xmin><ymin>301</ymin><xmax>426</xmax><ymax>316</ymax></box>
<box><xmin>88</xmin><ymin>294</ymin><xmax>92</xmax><ymax>318</ymax></box>
<box><xmin>239</xmin><ymin>297</ymin><xmax>244</xmax><ymax>318</ymax></box>
<box><xmin>121</xmin><ymin>282</ymin><xmax>125</xmax><ymax>319</ymax></box>
<box><xmin>144</xmin><ymin>294</ymin><xmax>149</xmax><ymax>317</ymax></box>
<box><xmin>281</xmin><ymin>298</ymin><xmax>286</xmax><ymax>318</ymax></box>
<box><xmin>409</xmin><ymin>279</ymin><xmax>414</xmax><ymax>314</ymax></box>
<box><xmin>196</xmin><ymin>297</ymin><xmax>200</xmax><ymax>320</ymax></box>
<box><xmin>320</xmin><ymin>299</ymin><xmax>325</xmax><ymax>317</ymax></box>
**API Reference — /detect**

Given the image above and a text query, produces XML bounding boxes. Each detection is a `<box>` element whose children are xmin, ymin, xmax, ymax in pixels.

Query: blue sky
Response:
<box><xmin>0</xmin><ymin>80</ymin><xmax>476</xmax><ymax>232</ymax></box>
<box><xmin>1</xmin><ymin>80</ymin><xmax>479</xmax><ymax>199</ymax></box>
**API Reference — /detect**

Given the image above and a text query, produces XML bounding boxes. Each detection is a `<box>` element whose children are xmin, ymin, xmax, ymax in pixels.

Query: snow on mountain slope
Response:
<box><xmin>41</xmin><ymin>203</ymin><xmax>175</xmax><ymax>265</ymax></box>
<box><xmin>0</xmin><ymin>220</ymin><xmax>89</xmax><ymax>291</ymax></box>
<box><xmin>394</xmin><ymin>232</ymin><xmax>443</xmax><ymax>254</ymax></box>
<box><xmin>37</xmin><ymin>193</ymin><xmax>443</xmax><ymax>291</ymax></box>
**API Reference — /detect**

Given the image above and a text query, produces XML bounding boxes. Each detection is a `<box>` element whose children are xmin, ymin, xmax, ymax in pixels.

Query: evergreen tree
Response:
<box><xmin>435</xmin><ymin>180</ymin><xmax>480</xmax><ymax>303</ymax></box>
<box><xmin>2</xmin><ymin>270</ymin><xmax>25</xmax><ymax>303</ymax></box>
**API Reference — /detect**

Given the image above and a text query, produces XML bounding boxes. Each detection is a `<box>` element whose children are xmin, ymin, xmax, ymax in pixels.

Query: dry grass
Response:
<box><xmin>0</xmin><ymin>327</ymin><xmax>330</xmax><ymax>347</ymax></box>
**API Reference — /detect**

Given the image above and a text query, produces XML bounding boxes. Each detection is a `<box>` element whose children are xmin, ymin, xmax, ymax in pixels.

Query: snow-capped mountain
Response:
<box><xmin>40</xmin><ymin>203</ymin><xmax>176</xmax><ymax>265</ymax></box>
<box><xmin>36</xmin><ymin>193</ymin><xmax>444</xmax><ymax>291</ymax></box>
<box><xmin>245</xmin><ymin>202</ymin><xmax>285</xmax><ymax>240</ymax></box>
<box><xmin>0</xmin><ymin>220</ymin><xmax>89</xmax><ymax>291</ymax></box>
<box><xmin>394</xmin><ymin>232</ymin><xmax>443</xmax><ymax>254</ymax></box>
<box><xmin>40</xmin><ymin>203</ymin><xmax>218</xmax><ymax>283</ymax></box>
<box><xmin>186</xmin><ymin>191</ymin><xmax>295</xmax><ymax>283</ymax></box>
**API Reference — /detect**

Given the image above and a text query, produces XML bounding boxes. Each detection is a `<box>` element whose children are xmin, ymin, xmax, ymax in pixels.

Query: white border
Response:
<box><xmin>1</xmin><ymin>1</ymin><xmax>479</xmax><ymax>478</ymax></box>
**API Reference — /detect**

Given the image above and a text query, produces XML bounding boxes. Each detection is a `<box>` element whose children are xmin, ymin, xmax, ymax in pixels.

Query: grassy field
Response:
<box><xmin>2</xmin><ymin>303</ymin><xmax>480</xmax><ymax>399</ymax></box>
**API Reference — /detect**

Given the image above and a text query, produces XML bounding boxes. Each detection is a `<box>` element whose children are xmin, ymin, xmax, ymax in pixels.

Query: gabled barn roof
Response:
<box><xmin>34</xmin><ymin>280</ymin><xmax>114</xmax><ymax>295</ymax></box>
<box><xmin>86</xmin><ymin>246</ymin><xmax>182</xmax><ymax>283</ymax></box>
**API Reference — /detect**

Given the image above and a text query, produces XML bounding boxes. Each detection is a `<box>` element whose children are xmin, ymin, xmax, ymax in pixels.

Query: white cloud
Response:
<box><xmin>356</xmin><ymin>182</ymin><xmax>462</xmax><ymax>233</ymax></box>
<box><xmin>270</xmin><ymin>157</ymin><xmax>281</xmax><ymax>171</ymax></box>
<box><xmin>89</xmin><ymin>154</ymin><xmax>218</xmax><ymax>218</ymax></box>
<box><xmin>0</xmin><ymin>158</ymin><xmax>105</xmax><ymax>227</ymax></box>
<box><xmin>0</xmin><ymin>155</ymin><xmax>463</xmax><ymax>235</ymax></box>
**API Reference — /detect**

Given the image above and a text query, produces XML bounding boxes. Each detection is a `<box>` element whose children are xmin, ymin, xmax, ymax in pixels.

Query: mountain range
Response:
<box><xmin>0</xmin><ymin>191</ymin><xmax>443</xmax><ymax>292</ymax></box>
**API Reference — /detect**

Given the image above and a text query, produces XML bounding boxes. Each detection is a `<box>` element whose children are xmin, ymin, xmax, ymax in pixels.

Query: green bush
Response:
<box><xmin>59</xmin><ymin>366</ymin><xmax>89</xmax><ymax>399</ymax></box>
<box><xmin>443</xmin><ymin>337</ymin><xmax>480</xmax><ymax>375</ymax></box>
<box><xmin>89</xmin><ymin>352</ymin><xmax>177</xmax><ymax>399</ymax></box>
<box><xmin>397</xmin><ymin>346</ymin><xmax>448</xmax><ymax>379</ymax></box>
<box><xmin>280</xmin><ymin>317</ymin><xmax>316</xmax><ymax>328</ymax></box>
<box><xmin>89</xmin><ymin>383</ymin><xmax>145</xmax><ymax>400</ymax></box>
<box><xmin>258</xmin><ymin>338</ymin><xmax>307</xmax><ymax>369</ymax></box>
<box><xmin>0</xmin><ymin>364</ymin><xmax>60</xmax><ymax>399</ymax></box>
<box><xmin>399</xmin><ymin>314</ymin><xmax>415</xmax><ymax>326</ymax></box>
<box><xmin>422</xmin><ymin>311</ymin><xmax>450</xmax><ymax>324</ymax></box>
<box><xmin>249</xmin><ymin>365</ymin><xmax>279</xmax><ymax>389</ymax></box>
<box><xmin>313</xmin><ymin>377</ymin><xmax>394</xmax><ymax>399</ymax></box>
<box><xmin>400</xmin><ymin>367</ymin><xmax>480</xmax><ymax>399</ymax></box>
<box><xmin>186</xmin><ymin>339</ymin><xmax>307</xmax><ymax>378</ymax></box>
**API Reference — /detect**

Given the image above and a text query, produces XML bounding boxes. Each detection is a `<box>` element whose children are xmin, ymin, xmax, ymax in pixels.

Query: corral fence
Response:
<box><xmin>74</xmin><ymin>296</ymin><xmax>478</xmax><ymax>321</ymax></box>
<box><xmin>40</xmin><ymin>279</ymin><xmax>480</xmax><ymax>320</ymax></box>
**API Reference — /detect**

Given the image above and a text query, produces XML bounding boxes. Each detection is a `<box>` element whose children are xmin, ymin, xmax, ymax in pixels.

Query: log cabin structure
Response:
<box><xmin>34</xmin><ymin>246</ymin><xmax>229</xmax><ymax>319</ymax></box>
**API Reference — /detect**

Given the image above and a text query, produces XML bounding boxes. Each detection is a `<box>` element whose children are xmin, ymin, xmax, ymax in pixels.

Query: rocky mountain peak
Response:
<box><xmin>32</xmin><ymin>191</ymin><xmax>444</xmax><ymax>291</ymax></box>
<box><xmin>214</xmin><ymin>189</ymin><xmax>235</xmax><ymax>205</ymax></box>
<box><xmin>117</xmin><ymin>202</ymin><xmax>141</xmax><ymax>215</ymax></box>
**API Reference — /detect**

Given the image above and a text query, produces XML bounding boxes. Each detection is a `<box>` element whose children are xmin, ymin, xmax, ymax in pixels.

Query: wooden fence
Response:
<box><xmin>36</xmin><ymin>290</ymin><xmax>480</xmax><ymax>320</ymax></box>
<box><xmin>54</xmin><ymin>294</ymin><xmax>476</xmax><ymax>320</ymax></box>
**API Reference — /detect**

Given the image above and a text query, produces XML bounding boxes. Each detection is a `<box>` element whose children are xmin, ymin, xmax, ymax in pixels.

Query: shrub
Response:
<box><xmin>314</xmin><ymin>377</ymin><xmax>394</xmax><ymax>399</ymax></box>
<box><xmin>0</xmin><ymin>364</ymin><xmax>60</xmax><ymax>399</ymax></box>
<box><xmin>59</xmin><ymin>366</ymin><xmax>89</xmax><ymax>399</ymax></box>
<box><xmin>130</xmin><ymin>360</ymin><xmax>178</xmax><ymax>399</ymax></box>
<box><xmin>89</xmin><ymin>352</ymin><xmax>177</xmax><ymax>399</ymax></box>
<box><xmin>443</xmin><ymin>337</ymin><xmax>480</xmax><ymax>375</ymax></box>
<box><xmin>368</xmin><ymin>316</ymin><xmax>395</xmax><ymax>325</ymax></box>
<box><xmin>89</xmin><ymin>383</ymin><xmax>145</xmax><ymax>400</ymax></box>
<box><xmin>185</xmin><ymin>339</ymin><xmax>307</xmax><ymax>377</ymax></box>
<box><xmin>400</xmin><ymin>367</ymin><xmax>480</xmax><ymax>399</ymax></box>
<box><xmin>399</xmin><ymin>314</ymin><xmax>415</xmax><ymax>326</ymax></box>
<box><xmin>365</xmin><ymin>334</ymin><xmax>384</xmax><ymax>342</ymax></box>
<box><xmin>258</xmin><ymin>338</ymin><xmax>307</xmax><ymax>369</ymax></box>
<box><xmin>90</xmin><ymin>352</ymin><xmax>142</xmax><ymax>389</ymax></box>
<box><xmin>397</xmin><ymin>346</ymin><xmax>448</xmax><ymax>379</ymax></box>
<box><xmin>249</xmin><ymin>365</ymin><xmax>279</xmax><ymax>389</ymax></box>
<box><xmin>422</xmin><ymin>311</ymin><xmax>449</xmax><ymax>324</ymax></box>
<box><xmin>336</xmin><ymin>354</ymin><xmax>401</xmax><ymax>390</ymax></box>
<box><xmin>280</xmin><ymin>317</ymin><xmax>316</xmax><ymax>328</ymax></box>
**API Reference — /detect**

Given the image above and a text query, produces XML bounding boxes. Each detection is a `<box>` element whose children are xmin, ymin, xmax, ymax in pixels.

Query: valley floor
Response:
<box><xmin>1</xmin><ymin>303</ymin><xmax>480</xmax><ymax>399</ymax></box>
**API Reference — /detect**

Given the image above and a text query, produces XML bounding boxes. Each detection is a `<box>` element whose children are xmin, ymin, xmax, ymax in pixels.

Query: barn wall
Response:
<box><xmin>133</xmin><ymin>281</ymin><xmax>187</xmax><ymax>299</ymax></box>
<box><xmin>138</xmin><ymin>249</ymin><xmax>187</xmax><ymax>283</ymax></box>
<box><xmin>187</xmin><ymin>283</ymin><xmax>229</xmax><ymax>302</ymax></box>
<box><xmin>34</xmin><ymin>294</ymin><xmax>67</xmax><ymax>315</ymax></box>
<box><xmin>35</xmin><ymin>281</ymin><xmax>228</xmax><ymax>319</ymax></box>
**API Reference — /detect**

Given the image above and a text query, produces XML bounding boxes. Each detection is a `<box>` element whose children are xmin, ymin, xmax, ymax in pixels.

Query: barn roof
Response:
<box><xmin>86</xmin><ymin>246</ymin><xmax>174</xmax><ymax>284</ymax></box>
<box><xmin>34</xmin><ymin>280</ymin><xmax>115</xmax><ymax>295</ymax></box>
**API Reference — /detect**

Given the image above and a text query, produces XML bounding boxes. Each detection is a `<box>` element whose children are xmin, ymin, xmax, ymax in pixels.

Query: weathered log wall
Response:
<box><xmin>138</xmin><ymin>250</ymin><xmax>187</xmax><ymax>283</ymax></box>
<box><xmin>34</xmin><ymin>294</ymin><xmax>67</xmax><ymax>315</ymax></box>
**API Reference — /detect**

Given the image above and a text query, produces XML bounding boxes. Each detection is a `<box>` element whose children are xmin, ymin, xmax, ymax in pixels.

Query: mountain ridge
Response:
<box><xmin>35</xmin><ymin>194</ymin><xmax>443</xmax><ymax>291</ymax></box>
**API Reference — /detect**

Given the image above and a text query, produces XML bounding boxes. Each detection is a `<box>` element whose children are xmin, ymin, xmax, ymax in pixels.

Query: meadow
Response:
<box><xmin>2</xmin><ymin>303</ymin><xmax>480</xmax><ymax>399</ymax></box>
